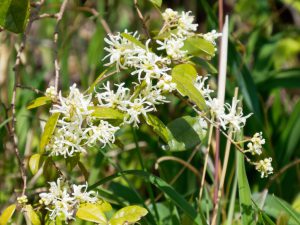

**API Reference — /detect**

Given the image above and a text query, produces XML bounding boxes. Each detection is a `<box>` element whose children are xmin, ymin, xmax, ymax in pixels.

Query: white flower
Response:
<box><xmin>46</xmin><ymin>120</ymin><xmax>87</xmax><ymax>158</ymax></box>
<box><xmin>103</xmin><ymin>30</ymin><xmax>144</xmax><ymax>71</ymax></box>
<box><xmin>45</xmin><ymin>86</ymin><xmax>57</xmax><ymax>101</ymax></box>
<box><xmin>157</xmin><ymin>75</ymin><xmax>177</xmax><ymax>92</ymax></box>
<box><xmin>140</xmin><ymin>84</ymin><xmax>169</xmax><ymax>106</ymax></box>
<box><xmin>120</xmin><ymin>97</ymin><xmax>155</xmax><ymax>126</ymax></box>
<box><xmin>247</xmin><ymin>132</ymin><xmax>265</xmax><ymax>155</ymax></box>
<box><xmin>39</xmin><ymin>179</ymin><xmax>100</xmax><ymax>223</ymax></box>
<box><xmin>72</xmin><ymin>183</ymin><xmax>98</xmax><ymax>203</ymax></box>
<box><xmin>85</xmin><ymin>120</ymin><xmax>119</xmax><ymax>147</ymax></box>
<box><xmin>178</xmin><ymin>11</ymin><xmax>198</xmax><ymax>36</ymax></box>
<box><xmin>206</xmin><ymin>97</ymin><xmax>226</xmax><ymax>129</ymax></box>
<box><xmin>97</xmin><ymin>82</ymin><xmax>130</xmax><ymax>110</ymax></box>
<box><xmin>255</xmin><ymin>157</ymin><xmax>273</xmax><ymax>178</ymax></box>
<box><xmin>162</xmin><ymin>8</ymin><xmax>179</xmax><ymax>25</ymax></box>
<box><xmin>130</xmin><ymin>40</ymin><xmax>171</xmax><ymax>83</ymax></box>
<box><xmin>157</xmin><ymin>35</ymin><xmax>187</xmax><ymax>60</ymax></box>
<box><xmin>202</xmin><ymin>30</ymin><xmax>222</xmax><ymax>46</ymax></box>
<box><xmin>194</xmin><ymin>75</ymin><xmax>214</xmax><ymax>98</ymax></box>
<box><xmin>39</xmin><ymin>178</ymin><xmax>76</xmax><ymax>222</ymax></box>
<box><xmin>51</xmin><ymin>84</ymin><xmax>93</xmax><ymax>122</ymax></box>
<box><xmin>223</xmin><ymin>97</ymin><xmax>252</xmax><ymax>131</ymax></box>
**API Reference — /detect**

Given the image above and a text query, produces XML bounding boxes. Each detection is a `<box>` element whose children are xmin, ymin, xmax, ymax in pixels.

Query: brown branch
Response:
<box><xmin>10</xmin><ymin>0</ymin><xmax>46</xmax><ymax>197</ymax></box>
<box><xmin>53</xmin><ymin>0</ymin><xmax>69</xmax><ymax>94</ymax></box>
<box><xmin>16</xmin><ymin>84</ymin><xmax>43</xmax><ymax>95</ymax></box>
<box><xmin>76</xmin><ymin>6</ymin><xmax>112</xmax><ymax>34</ymax></box>
<box><xmin>32</xmin><ymin>13</ymin><xmax>58</xmax><ymax>21</ymax></box>
<box><xmin>133</xmin><ymin>0</ymin><xmax>151</xmax><ymax>39</ymax></box>
<box><xmin>266</xmin><ymin>158</ymin><xmax>300</xmax><ymax>189</ymax></box>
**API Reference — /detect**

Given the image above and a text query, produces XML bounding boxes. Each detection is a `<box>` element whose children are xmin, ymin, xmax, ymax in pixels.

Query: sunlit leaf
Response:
<box><xmin>172</xmin><ymin>64</ymin><xmax>207</xmax><ymax>111</ymax></box>
<box><xmin>0</xmin><ymin>0</ymin><xmax>30</xmax><ymax>33</ymax></box>
<box><xmin>76</xmin><ymin>203</ymin><xmax>107</xmax><ymax>224</ymax></box>
<box><xmin>27</xmin><ymin>96</ymin><xmax>52</xmax><ymax>110</ymax></box>
<box><xmin>24</xmin><ymin>205</ymin><xmax>41</xmax><ymax>225</ymax></box>
<box><xmin>149</xmin><ymin>0</ymin><xmax>162</xmax><ymax>7</ymax></box>
<box><xmin>29</xmin><ymin>154</ymin><xmax>43</xmax><ymax>175</ymax></box>
<box><xmin>121</xmin><ymin>33</ymin><xmax>146</xmax><ymax>50</ymax></box>
<box><xmin>0</xmin><ymin>204</ymin><xmax>16</xmax><ymax>225</ymax></box>
<box><xmin>109</xmin><ymin>205</ymin><xmax>148</xmax><ymax>225</ymax></box>
<box><xmin>90</xmin><ymin>106</ymin><xmax>124</xmax><ymax>120</ymax></box>
<box><xmin>183</xmin><ymin>37</ymin><xmax>215</xmax><ymax>58</ymax></box>
<box><xmin>40</xmin><ymin>113</ymin><xmax>60</xmax><ymax>152</ymax></box>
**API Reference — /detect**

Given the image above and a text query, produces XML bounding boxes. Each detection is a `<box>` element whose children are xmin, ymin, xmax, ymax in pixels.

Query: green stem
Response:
<box><xmin>132</xmin><ymin>127</ymin><xmax>160</xmax><ymax>222</ymax></box>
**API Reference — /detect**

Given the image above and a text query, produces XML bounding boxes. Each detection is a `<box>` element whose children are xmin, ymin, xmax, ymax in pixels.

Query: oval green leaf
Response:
<box><xmin>29</xmin><ymin>154</ymin><xmax>43</xmax><ymax>175</ymax></box>
<box><xmin>24</xmin><ymin>205</ymin><xmax>41</xmax><ymax>225</ymax></box>
<box><xmin>90</xmin><ymin>106</ymin><xmax>124</xmax><ymax>120</ymax></box>
<box><xmin>0</xmin><ymin>204</ymin><xmax>16</xmax><ymax>225</ymax></box>
<box><xmin>183</xmin><ymin>37</ymin><xmax>215</xmax><ymax>58</ymax></box>
<box><xmin>40</xmin><ymin>113</ymin><xmax>60</xmax><ymax>152</ymax></box>
<box><xmin>121</xmin><ymin>33</ymin><xmax>146</xmax><ymax>50</ymax></box>
<box><xmin>109</xmin><ymin>205</ymin><xmax>148</xmax><ymax>225</ymax></box>
<box><xmin>27</xmin><ymin>96</ymin><xmax>52</xmax><ymax>110</ymax></box>
<box><xmin>172</xmin><ymin>64</ymin><xmax>207</xmax><ymax>111</ymax></box>
<box><xmin>76</xmin><ymin>203</ymin><xmax>107</xmax><ymax>224</ymax></box>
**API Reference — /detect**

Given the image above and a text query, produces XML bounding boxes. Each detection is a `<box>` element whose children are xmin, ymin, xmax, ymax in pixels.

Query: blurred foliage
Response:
<box><xmin>0</xmin><ymin>0</ymin><xmax>300</xmax><ymax>224</ymax></box>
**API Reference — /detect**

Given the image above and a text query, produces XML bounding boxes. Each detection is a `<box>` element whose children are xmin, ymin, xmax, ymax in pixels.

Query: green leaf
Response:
<box><xmin>192</xmin><ymin>57</ymin><xmax>218</xmax><ymax>74</ymax></box>
<box><xmin>166</xmin><ymin>116</ymin><xmax>207</xmax><ymax>151</ymax></box>
<box><xmin>144</xmin><ymin>114</ymin><xmax>170</xmax><ymax>143</ymax></box>
<box><xmin>0</xmin><ymin>0</ymin><xmax>30</xmax><ymax>33</ymax></box>
<box><xmin>149</xmin><ymin>0</ymin><xmax>162</xmax><ymax>7</ymax></box>
<box><xmin>109</xmin><ymin>205</ymin><xmax>148</xmax><ymax>225</ymax></box>
<box><xmin>40</xmin><ymin>113</ymin><xmax>60</xmax><ymax>152</ymax></box>
<box><xmin>65</xmin><ymin>153</ymin><xmax>80</xmax><ymax>171</ymax></box>
<box><xmin>90</xmin><ymin>106</ymin><xmax>124</xmax><ymax>120</ymax></box>
<box><xmin>29</xmin><ymin>154</ymin><xmax>43</xmax><ymax>175</ymax></box>
<box><xmin>76</xmin><ymin>203</ymin><xmax>107</xmax><ymax>224</ymax></box>
<box><xmin>253</xmin><ymin>194</ymin><xmax>300</xmax><ymax>224</ymax></box>
<box><xmin>172</xmin><ymin>64</ymin><xmax>207</xmax><ymax>111</ymax></box>
<box><xmin>24</xmin><ymin>205</ymin><xmax>41</xmax><ymax>225</ymax></box>
<box><xmin>86</xmin><ymin>70</ymin><xmax>108</xmax><ymax>94</ymax></box>
<box><xmin>121</xmin><ymin>33</ymin><xmax>146</xmax><ymax>50</ymax></box>
<box><xmin>0</xmin><ymin>204</ymin><xmax>16</xmax><ymax>225</ymax></box>
<box><xmin>183</xmin><ymin>37</ymin><xmax>215</xmax><ymax>58</ymax></box>
<box><xmin>89</xmin><ymin>170</ymin><xmax>203</xmax><ymax>225</ymax></box>
<box><xmin>236</xmin><ymin>131</ymin><xmax>255</xmax><ymax>225</ymax></box>
<box><xmin>27</xmin><ymin>96</ymin><xmax>52</xmax><ymax>110</ymax></box>
<box><xmin>97</xmin><ymin>199</ymin><xmax>113</xmax><ymax>212</ymax></box>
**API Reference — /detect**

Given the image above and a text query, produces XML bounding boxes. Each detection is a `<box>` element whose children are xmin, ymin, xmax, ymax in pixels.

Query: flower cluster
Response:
<box><xmin>45</xmin><ymin>84</ymin><xmax>119</xmax><ymax>158</ymax></box>
<box><xmin>39</xmin><ymin>178</ymin><xmax>98</xmax><ymax>222</ymax></box>
<box><xmin>194</xmin><ymin>75</ymin><xmax>273</xmax><ymax>177</ymax></box>
<box><xmin>101</xmin><ymin>8</ymin><xmax>221</xmax><ymax>127</ymax></box>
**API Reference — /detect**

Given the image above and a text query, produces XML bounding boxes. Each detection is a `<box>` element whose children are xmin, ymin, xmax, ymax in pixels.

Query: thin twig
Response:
<box><xmin>16</xmin><ymin>84</ymin><xmax>43</xmax><ymax>95</ymax></box>
<box><xmin>76</xmin><ymin>6</ymin><xmax>112</xmax><ymax>34</ymax></box>
<box><xmin>32</xmin><ymin>13</ymin><xmax>58</xmax><ymax>21</ymax></box>
<box><xmin>133</xmin><ymin>0</ymin><xmax>151</xmax><ymax>39</ymax></box>
<box><xmin>53</xmin><ymin>0</ymin><xmax>69</xmax><ymax>93</ymax></box>
<box><xmin>149</xmin><ymin>146</ymin><xmax>199</xmax><ymax>203</ymax></box>
<box><xmin>10</xmin><ymin>0</ymin><xmax>46</xmax><ymax>197</ymax></box>
<box><xmin>266</xmin><ymin>158</ymin><xmax>300</xmax><ymax>189</ymax></box>
<box><xmin>155</xmin><ymin>156</ymin><xmax>201</xmax><ymax>180</ymax></box>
